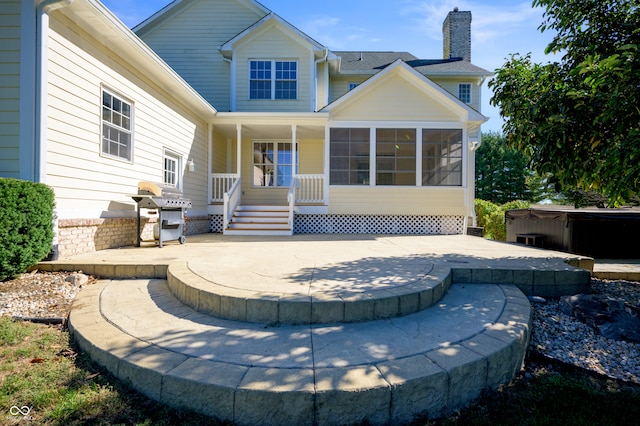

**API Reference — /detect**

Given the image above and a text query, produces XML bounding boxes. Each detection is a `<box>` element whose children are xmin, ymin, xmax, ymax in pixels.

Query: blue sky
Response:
<box><xmin>101</xmin><ymin>0</ymin><xmax>557</xmax><ymax>133</ymax></box>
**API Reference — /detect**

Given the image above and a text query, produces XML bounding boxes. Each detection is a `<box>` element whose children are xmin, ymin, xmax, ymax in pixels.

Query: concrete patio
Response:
<box><xmin>43</xmin><ymin>234</ymin><xmax>595</xmax><ymax>425</ymax></box>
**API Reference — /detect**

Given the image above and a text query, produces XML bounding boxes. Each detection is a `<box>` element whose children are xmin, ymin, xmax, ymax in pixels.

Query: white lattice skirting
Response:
<box><xmin>209</xmin><ymin>214</ymin><xmax>464</xmax><ymax>235</ymax></box>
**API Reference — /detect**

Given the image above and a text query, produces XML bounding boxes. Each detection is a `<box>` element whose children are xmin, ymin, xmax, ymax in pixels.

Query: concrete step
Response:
<box><xmin>224</xmin><ymin>205</ymin><xmax>292</xmax><ymax>236</ymax></box>
<box><xmin>69</xmin><ymin>278</ymin><xmax>531</xmax><ymax>426</ymax></box>
<box><xmin>223</xmin><ymin>228</ymin><xmax>293</xmax><ymax>236</ymax></box>
<box><xmin>167</xmin><ymin>261</ymin><xmax>452</xmax><ymax>324</ymax></box>
<box><xmin>231</xmin><ymin>216</ymin><xmax>288</xmax><ymax>223</ymax></box>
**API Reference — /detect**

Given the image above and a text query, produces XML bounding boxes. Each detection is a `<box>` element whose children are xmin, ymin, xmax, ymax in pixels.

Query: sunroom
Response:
<box><xmin>207</xmin><ymin>61</ymin><xmax>487</xmax><ymax>235</ymax></box>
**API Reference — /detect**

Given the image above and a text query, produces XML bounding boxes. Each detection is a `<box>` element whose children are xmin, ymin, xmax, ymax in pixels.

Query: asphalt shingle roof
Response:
<box><xmin>334</xmin><ymin>51</ymin><xmax>491</xmax><ymax>76</ymax></box>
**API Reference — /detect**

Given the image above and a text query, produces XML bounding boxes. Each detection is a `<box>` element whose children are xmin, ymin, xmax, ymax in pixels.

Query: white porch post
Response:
<box><xmin>236</xmin><ymin>124</ymin><xmax>242</xmax><ymax>176</ymax></box>
<box><xmin>208</xmin><ymin>124</ymin><xmax>213</xmax><ymax>203</ymax></box>
<box><xmin>416</xmin><ymin>128</ymin><xmax>423</xmax><ymax>187</ymax></box>
<box><xmin>291</xmin><ymin>124</ymin><xmax>298</xmax><ymax>178</ymax></box>
<box><xmin>369</xmin><ymin>128</ymin><xmax>376</xmax><ymax>187</ymax></box>
<box><xmin>324</xmin><ymin>125</ymin><xmax>330</xmax><ymax>204</ymax></box>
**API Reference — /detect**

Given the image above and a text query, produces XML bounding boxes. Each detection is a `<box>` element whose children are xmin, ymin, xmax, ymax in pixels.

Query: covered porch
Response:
<box><xmin>208</xmin><ymin>113</ymin><xmax>329</xmax><ymax>235</ymax></box>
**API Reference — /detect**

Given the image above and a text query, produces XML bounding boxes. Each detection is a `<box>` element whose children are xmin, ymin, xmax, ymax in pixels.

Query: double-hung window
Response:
<box><xmin>101</xmin><ymin>89</ymin><xmax>133</xmax><ymax>161</ymax></box>
<box><xmin>163</xmin><ymin>150</ymin><xmax>181</xmax><ymax>188</ymax></box>
<box><xmin>250</xmin><ymin>60</ymin><xmax>297</xmax><ymax>100</ymax></box>
<box><xmin>458</xmin><ymin>83</ymin><xmax>471</xmax><ymax>104</ymax></box>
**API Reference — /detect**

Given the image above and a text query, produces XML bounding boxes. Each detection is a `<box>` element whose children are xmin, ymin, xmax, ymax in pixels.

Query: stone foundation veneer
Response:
<box><xmin>56</xmin><ymin>215</ymin><xmax>209</xmax><ymax>258</ymax></box>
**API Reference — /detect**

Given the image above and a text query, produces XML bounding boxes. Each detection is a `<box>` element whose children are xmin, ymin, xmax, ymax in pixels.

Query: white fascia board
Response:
<box><xmin>221</xmin><ymin>13</ymin><xmax>326</xmax><ymax>55</ymax></box>
<box><xmin>215</xmin><ymin>112</ymin><xmax>329</xmax><ymax>126</ymax></box>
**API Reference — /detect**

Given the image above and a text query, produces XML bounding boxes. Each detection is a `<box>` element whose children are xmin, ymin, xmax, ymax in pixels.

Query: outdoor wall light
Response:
<box><xmin>187</xmin><ymin>159</ymin><xmax>195</xmax><ymax>172</ymax></box>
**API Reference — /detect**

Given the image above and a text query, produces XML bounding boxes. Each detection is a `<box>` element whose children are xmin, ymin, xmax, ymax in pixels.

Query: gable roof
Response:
<box><xmin>334</xmin><ymin>51</ymin><xmax>492</xmax><ymax>77</ymax></box>
<box><xmin>60</xmin><ymin>0</ymin><xmax>217</xmax><ymax>119</ymax></box>
<box><xmin>133</xmin><ymin>0</ymin><xmax>269</xmax><ymax>34</ymax></box>
<box><xmin>322</xmin><ymin>59</ymin><xmax>488</xmax><ymax>124</ymax></box>
<box><xmin>220</xmin><ymin>12</ymin><xmax>327</xmax><ymax>58</ymax></box>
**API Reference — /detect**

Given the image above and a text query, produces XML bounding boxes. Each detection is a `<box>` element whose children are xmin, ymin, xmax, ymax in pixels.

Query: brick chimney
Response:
<box><xmin>442</xmin><ymin>7</ymin><xmax>471</xmax><ymax>62</ymax></box>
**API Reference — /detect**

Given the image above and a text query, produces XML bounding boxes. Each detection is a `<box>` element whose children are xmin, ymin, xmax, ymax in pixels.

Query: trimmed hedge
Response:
<box><xmin>0</xmin><ymin>178</ymin><xmax>55</xmax><ymax>280</ymax></box>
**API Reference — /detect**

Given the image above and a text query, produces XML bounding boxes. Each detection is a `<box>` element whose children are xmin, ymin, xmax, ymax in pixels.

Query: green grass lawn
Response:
<box><xmin>1</xmin><ymin>317</ymin><xmax>639</xmax><ymax>425</ymax></box>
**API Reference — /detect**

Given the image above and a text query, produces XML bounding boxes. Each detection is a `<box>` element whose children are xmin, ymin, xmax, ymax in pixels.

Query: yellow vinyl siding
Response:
<box><xmin>136</xmin><ymin>0</ymin><xmax>264</xmax><ymax>112</ymax></box>
<box><xmin>299</xmin><ymin>139</ymin><xmax>323</xmax><ymax>174</ymax></box>
<box><xmin>331</xmin><ymin>77</ymin><xmax>461</xmax><ymax>122</ymax></box>
<box><xmin>46</xmin><ymin>15</ymin><xmax>209</xmax><ymax>218</ymax></box>
<box><xmin>328</xmin><ymin>186</ymin><xmax>466</xmax><ymax>216</ymax></box>
<box><xmin>235</xmin><ymin>26</ymin><xmax>312</xmax><ymax>112</ymax></box>
<box><xmin>0</xmin><ymin>0</ymin><xmax>21</xmax><ymax>178</ymax></box>
<box><xmin>212</xmin><ymin>132</ymin><xmax>230</xmax><ymax>174</ymax></box>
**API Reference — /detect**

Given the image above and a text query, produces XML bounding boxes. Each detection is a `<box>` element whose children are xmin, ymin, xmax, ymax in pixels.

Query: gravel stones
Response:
<box><xmin>531</xmin><ymin>278</ymin><xmax>640</xmax><ymax>383</ymax></box>
<box><xmin>0</xmin><ymin>270</ymin><xmax>92</xmax><ymax>320</ymax></box>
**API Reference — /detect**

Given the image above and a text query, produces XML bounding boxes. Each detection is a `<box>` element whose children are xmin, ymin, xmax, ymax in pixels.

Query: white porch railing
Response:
<box><xmin>223</xmin><ymin>178</ymin><xmax>241</xmax><ymax>231</ymax></box>
<box><xmin>295</xmin><ymin>174</ymin><xmax>324</xmax><ymax>204</ymax></box>
<box><xmin>211</xmin><ymin>173</ymin><xmax>239</xmax><ymax>203</ymax></box>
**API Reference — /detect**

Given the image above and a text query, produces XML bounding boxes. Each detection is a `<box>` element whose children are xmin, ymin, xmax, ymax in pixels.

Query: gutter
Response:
<box><xmin>35</xmin><ymin>0</ymin><xmax>73</xmax><ymax>183</ymax></box>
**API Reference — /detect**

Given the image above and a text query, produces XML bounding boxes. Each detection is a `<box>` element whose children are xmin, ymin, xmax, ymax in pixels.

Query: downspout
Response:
<box><xmin>35</xmin><ymin>0</ymin><xmax>73</xmax><ymax>261</ymax></box>
<box><xmin>468</xmin><ymin>130</ymin><xmax>481</xmax><ymax>227</ymax></box>
<box><xmin>314</xmin><ymin>48</ymin><xmax>328</xmax><ymax>111</ymax></box>
<box><xmin>35</xmin><ymin>0</ymin><xmax>73</xmax><ymax>183</ymax></box>
<box><xmin>222</xmin><ymin>56</ymin><xmax>235</xmax><ymax>111</ymax></box>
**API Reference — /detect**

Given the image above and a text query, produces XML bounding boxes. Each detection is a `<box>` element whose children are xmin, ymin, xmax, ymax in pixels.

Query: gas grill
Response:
<box><xmin>129</xmin><ymin>182</ymin><xmax>192</xmax><ymax>248</ymax></box>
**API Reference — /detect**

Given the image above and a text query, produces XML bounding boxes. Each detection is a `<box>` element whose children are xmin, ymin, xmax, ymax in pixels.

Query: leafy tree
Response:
<box><xmin>475</xmin><ymin>132</ymin><xmax>546</xmax><ymax>204</ymax></box>
<box><xmin>489</xmin><ymin>0</ymin><xmax>640</xmax><ymax>206</ymax></box>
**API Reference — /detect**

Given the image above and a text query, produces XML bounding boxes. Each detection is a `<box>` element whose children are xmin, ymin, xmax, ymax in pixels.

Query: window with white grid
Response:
<box><xmin>101</xmin><ymin>89</ymin><xmax>133</xmax><ymax>161</ymax></box>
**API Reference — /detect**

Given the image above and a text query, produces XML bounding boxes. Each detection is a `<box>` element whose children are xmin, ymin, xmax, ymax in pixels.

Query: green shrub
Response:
<box><xmin>0</xmin><ymin>178</ymin><xmax>55</xmax><ymax>280</ymax></box>
<box><xmin>475</xmin><ymin>198</ymin><xmax>530</xmax><ymax>241</ymax></box>
<box><xmin>501</xmin><ymin>200</ymin><xmax>531</xmax><ymax>212</ymax></box>
<box><xmin>484</xmin><ymin>210</ymin><xmax>507</xmax><ymax>240</ymax></box>
<box><xmin>474</xmin><ymin>199</ymin><xmax>499</xmax><ymax>229</ymax></box>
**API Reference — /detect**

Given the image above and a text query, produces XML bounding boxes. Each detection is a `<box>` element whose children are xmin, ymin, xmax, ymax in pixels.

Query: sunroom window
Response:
<box><xmin>376</xmin><ymin>129</ymin><xmax>416</xmax><ymax>185</ymax></box>
<box><xmin>422</xmin><ymin>129</ymin><xmax>463</xmax><ymax>186</ymax></box>
<box><xmin>329</xmin><ymin>128</ymin><xmax>370</xmax><ymax>185</ymax></box>
<box><xmin>329</xmin><ymin>127</ymin><xmax>464</xmax><ymax>187</ymax></box>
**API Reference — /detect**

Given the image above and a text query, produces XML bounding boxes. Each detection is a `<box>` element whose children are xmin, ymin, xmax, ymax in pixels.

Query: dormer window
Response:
<box><xmin>249</xmin><ymin>60</ymin><xmax>297</xmax><ymax>100</ymax></box>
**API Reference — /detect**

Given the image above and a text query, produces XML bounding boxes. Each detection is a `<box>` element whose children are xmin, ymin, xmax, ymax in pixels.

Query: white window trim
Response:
<box><xmin>458</xmin><ymin>83</ymin><xmax>472</xmax><ymax>104</ymax></box>
<box><xmin>163</xmin><ymin>149</ymin><xmax>182</xmax><ymax>190</ymax></box>
<box><xmin>248</xmin><ymin>60</ymin><xmax>298</xmax><ymax>100</ymax></box>
<box><xmin>100</xmin><ymin>86</ymin><xmax>134</xmax><ymax>163</ymax></box>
